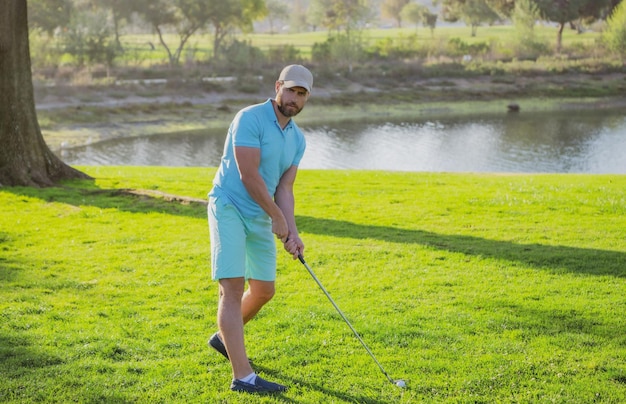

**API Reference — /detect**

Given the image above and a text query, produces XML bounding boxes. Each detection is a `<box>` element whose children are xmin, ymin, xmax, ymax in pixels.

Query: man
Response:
<box><xmin>207</xmin><ymin>65</ymin><xmax>313</xmax><ymax>393</ymax></box>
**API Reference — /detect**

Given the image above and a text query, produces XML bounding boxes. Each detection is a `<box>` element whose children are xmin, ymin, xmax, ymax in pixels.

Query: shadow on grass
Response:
<box><xmin>4</xmin><ymin>186</ymin><xmax>624</xmax><ymax>277</ymax></box>
<box><xmin>253</xmin><ymin>363</ymin><xmax>389</xmax><ymax>404</ymax></box>
<box><xmin>296</xmin><ymin>216</ymin><xmax>626</xmax><ymax>278</ymax></box>
<box><xmin>0</xmin><ymin>260</ymin><xmax>22</xmax><ymax>282</ymax></box>
<box><xmin>490</xmin><ymin>303</ymin><xmax>626</xmax><ymax>343</ymax></box>
<box><xmin>0</xmin><ymin>334</ymin><xmax>65</xmax><ymax>375</ymax></box>
<box><xmin>3</xmin><ymin>184</ymin><xmax>207</xmax><ymax>219</ymax></box>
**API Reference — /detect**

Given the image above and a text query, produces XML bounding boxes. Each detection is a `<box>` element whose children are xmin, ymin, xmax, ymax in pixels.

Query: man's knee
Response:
<box><xmin>219</xmin><ymin>278</ymin><xmax>246</xmax><ymax>301</ymax></box>
<box><xmin>248</xmin><ymin>280</ymin><xmax>275</xmax><ymax>303</ymax></box>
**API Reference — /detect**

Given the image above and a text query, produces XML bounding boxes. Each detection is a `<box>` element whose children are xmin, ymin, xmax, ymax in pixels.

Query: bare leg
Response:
<box><xmin>217</xmin><ymin>278</ymin><xmax>254</xmax><ymax>379</ymax></box>
<box><xmin>242</xmin><ymin>279</ymin><xmax>275</xmax><ymax>324</ymax></box>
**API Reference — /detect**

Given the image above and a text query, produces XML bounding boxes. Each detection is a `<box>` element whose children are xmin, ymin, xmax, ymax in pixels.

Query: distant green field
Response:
<box><xmin>1</xmin><ymin>167</ymin><xmax>625</xmax><ymax>403</ymax></box>
<box><xmin>111</xmin><ymin>24</ymin><xmax>602</xmax><ymax>66</ymax></box>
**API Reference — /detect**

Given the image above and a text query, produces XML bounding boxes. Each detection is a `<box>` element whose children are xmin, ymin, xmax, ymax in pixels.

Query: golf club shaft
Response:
<box><xmin>298</xmin><ymin>254</ymin><xmax>395</xmax><ymax>384</ymax></box>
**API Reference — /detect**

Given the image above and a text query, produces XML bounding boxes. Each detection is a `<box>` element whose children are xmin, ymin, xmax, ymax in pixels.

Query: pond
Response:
<box><xmin>58</xmin><ymin>107</ymin><xmax>626</xmax><ymax>174</ymax></box>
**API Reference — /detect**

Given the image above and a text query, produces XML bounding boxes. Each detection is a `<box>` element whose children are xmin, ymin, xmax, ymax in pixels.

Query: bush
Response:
<box><xmin>447</xmin><ymin>38</ymin><xmax>491</xmax><ymax>59</ymax></box>
<box><xmin>311</xmin><ymin>40</ymin><xmax>332</xmax><ymax>63</ymax></box>
<box><xmin>59</xmin><ymin>9</ymin><xmax>119</xmax><ymax>68</ymax></box>
<box><xmin>311</xmin><ymin>33</ymin><xmax>366</xmax><ymax>70</ymax></box>
<box><xmin>365</xmin><ymin>34</ymin><xmax>422</xmax><ymax>60</ymax></box>
<box><xmin>603</xmin><ymin>1</ymin><xmax>626</xmax><ymax>59</ymax></box>
<box><xmin>267</xmin><ymin>44</ymin><xmax>302</xmax><ymax>65</ymax></box>
<box><xmin>511</xmin><ymin>38</ymin><xmax>551</xmax><ymax>60</ymax></box>
<box><xmin>214</xmin><ymin>39</ymin><xmax>266</xmax><ymax>75</ymax></box>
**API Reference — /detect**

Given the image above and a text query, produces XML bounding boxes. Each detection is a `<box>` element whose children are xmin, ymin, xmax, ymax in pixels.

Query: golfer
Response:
<box><xmin>207</xmin><ymin>65</ymin><xmax>313</xmax><ymax>393</ymax></box>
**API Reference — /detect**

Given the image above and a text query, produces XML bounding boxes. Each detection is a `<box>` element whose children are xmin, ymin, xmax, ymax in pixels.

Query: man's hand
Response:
<box><xmin>283</xmin><ymin>235</ymin><xmax>304</xmax><ymax>260</ymax></box>
<box><xmin>271</xmin><ymin>212</ymin><xmax>289</xmax><ymax>241</ymax></box>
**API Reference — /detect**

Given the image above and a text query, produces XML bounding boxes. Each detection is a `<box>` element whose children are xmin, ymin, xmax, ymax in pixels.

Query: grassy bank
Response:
<box><xmin>37</xmin><ymin>87</ymin><xmax>626</xmax><ymax>152</ymax></box>
<box><xmin>1</xmin><ymin>167</ymin><xmax>625</xmax><ymax>403</ymax></box>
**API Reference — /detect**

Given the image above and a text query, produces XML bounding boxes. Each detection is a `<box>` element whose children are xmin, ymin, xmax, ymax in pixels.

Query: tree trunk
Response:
<box><xmin>556</xmin><ymin>22</ymin><xmax>565</xmax><ymax>53</ymax></box>
<box><xmin>0</xmin><ymin>0</ymin><xmax>90</xmax><ymax>187</ymax></box>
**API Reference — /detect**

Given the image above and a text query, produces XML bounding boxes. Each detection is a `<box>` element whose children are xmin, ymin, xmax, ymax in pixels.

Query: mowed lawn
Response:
<box><xmin>1</xmin><ymin>167</ymin><xmax>625</xmax><ymax>403</ymax></box>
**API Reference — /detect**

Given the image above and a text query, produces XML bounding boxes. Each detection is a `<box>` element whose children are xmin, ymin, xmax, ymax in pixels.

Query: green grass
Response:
<box><xmin>1</xmin><ymin>167</ymin><xmax>625</xmax><ymax>403</ymax></box>
<box><xmin>33</xmin><ymin>24</ymin><xmax>602</xmax><ymax>69</ymax></box>
<box><xmin>117</xmin><ymin>25</ymin><xmax>602</xmax><ymax>63</ymax></box>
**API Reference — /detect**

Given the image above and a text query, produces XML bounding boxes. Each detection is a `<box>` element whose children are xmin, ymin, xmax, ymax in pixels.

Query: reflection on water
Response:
<box><xmin>59</xmin><ymin>108</ymin><xmax>626</xmax><ymax>173</ymax></box>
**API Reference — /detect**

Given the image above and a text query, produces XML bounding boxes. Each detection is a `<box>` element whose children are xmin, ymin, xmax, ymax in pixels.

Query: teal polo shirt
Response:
<box><xmin>209</xmin><ymin>99</ymin><xmax>306</xmax><ymax>218</ymax></box>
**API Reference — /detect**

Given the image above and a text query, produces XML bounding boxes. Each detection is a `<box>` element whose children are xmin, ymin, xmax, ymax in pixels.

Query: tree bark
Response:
<box><xmin>0</xmin><ymin>0</ymin><xmax>91</xmax><ymax>187</ymax></box>
<box><xmin>556</xmin><ymin>22</ymin><xmax>565</xmax><ymax>53</ymax></box>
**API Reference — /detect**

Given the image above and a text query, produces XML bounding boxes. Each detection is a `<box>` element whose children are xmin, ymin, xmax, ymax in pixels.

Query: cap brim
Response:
<box><xmin>283</xmin><ymin>80</ymin><xmax>311</xmax><ymax>92</ymax></box>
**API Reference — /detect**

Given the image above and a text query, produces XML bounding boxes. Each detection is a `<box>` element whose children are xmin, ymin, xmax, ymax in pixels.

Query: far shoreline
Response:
<box><xmin>37</xmin><ymin>74</ymin><xmax>626</xmax><ymax>152</ymax></box>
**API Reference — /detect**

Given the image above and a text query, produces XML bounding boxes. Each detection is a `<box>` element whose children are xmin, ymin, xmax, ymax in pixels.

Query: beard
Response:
<box><xmin>277</xmin><ymin>102</ymin><xmax>302</xmax><ymax>118</ymax></box>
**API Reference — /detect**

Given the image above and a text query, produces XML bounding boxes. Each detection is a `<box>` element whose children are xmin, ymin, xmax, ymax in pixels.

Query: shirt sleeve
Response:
<box><xmin>292</xmin><ymin>134</ymin><xmax>306</xmax><ymax>166</ymax></box>
<box><xmin>232</xmin><ymin>110</ymin><xmax>262</xmax><ymax>149</ymax></box>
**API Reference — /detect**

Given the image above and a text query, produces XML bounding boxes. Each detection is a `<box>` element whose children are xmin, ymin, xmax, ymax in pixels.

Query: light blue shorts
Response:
<box><xmin>208</xmin><ymin>195</ymin><xmax>277</xmax><ymax>281</ymax></box>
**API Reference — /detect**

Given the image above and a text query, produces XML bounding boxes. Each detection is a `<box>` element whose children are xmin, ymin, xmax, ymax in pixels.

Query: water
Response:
<box><xmin>59</xmin><ymin>108</ymin><xmax>626</xmax><ymax>174</ymax></box>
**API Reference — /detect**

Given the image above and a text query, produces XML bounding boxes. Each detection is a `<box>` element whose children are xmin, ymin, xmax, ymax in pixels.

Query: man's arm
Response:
<box><xmin>275</xmin><ymin>165</ymin><xmax>304</xmax><ymax>258</ymax></box>
<box><xmin>234</xmin><ymin>146</ymin><xmax>289</xmax><ymax>240</ymax></box>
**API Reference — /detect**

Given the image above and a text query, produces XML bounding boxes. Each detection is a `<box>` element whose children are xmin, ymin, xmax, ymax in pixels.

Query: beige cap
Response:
<box><xmin>278</xmin><ymin>64</ymin><xmax>313</xmax><ymax>93</ymax></box>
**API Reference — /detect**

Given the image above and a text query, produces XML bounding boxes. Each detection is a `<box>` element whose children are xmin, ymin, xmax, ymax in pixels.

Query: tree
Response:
<box><xmin>533</xmin><ymin>0</ymin><xmax>614</xmax><ymax>52</ymax></box>
<box><xmin>422</xmin><ymin>9</ymin><xmax>438</xmax><ymax>36</ymax></box>
<box><xmin>435</xmin><ymin>0</ymin><xmax>501</xmax><ymax>36</ymax></box>
<box><xmin>289</xmin><ymin>0</ymin><xmax>310</xmax><ymax>32</ymax></box>
<box><xmin>511</xmin><ymin>0</ymin><xmax>548</xmax><ymax>57</ymax></box>
<box><xmin>0</xmin><ymin>0</ymin><xmax>89</xmax><ymax>187</ymax></box>
<box><xmin>134</xmin><ymin>0</ymin><xmax>207</xmax><ymax>66</ymax></box>
<box><xmin>27</xmin><ymin>0</ymin><xmax>71</xmax><ymax>37</ymax></box>
<box><xmin>604</xmin><ymin>0</ymin><xmax>626</xmax><ymax>59</ymax></box>
<box><xmin>92</xmin><ymin>0</ymin><xmax>137</xmax><ymax>50</ymax></box>
<box><xmin>381</xmin><ymin>0</ymin><xmax>411</xmax><ymax>28</ymax></box>
<box><xmin>206</xmin><ymin>0</ymin><xmax>267</xmax><ymax>60</ymax></box>
<box><xmin>309</xmin><ymin>0</ymin><xmax>374</xmax><ymax>72</ymax></box>
<box><xmin>485</xmin><ymin>0</ymin><xmax>515</xmax><ymax>18</ymax></box>
<box><xmin>265</xmin><ymin>0</ymin><xmax>289</xmax><ymax>34</ymax></box>
<box><xmin>60</xmin><ymin>7</ymin><xmax>119</xmax><ymax>69</ymax></box>
<box><xmin>402</xmin><ymin>3</ymin><xmax>438</xmax><ymax>36</ymax></box>
<box><xmin>310</xmin><ymin>0</ymin><xmax>375</xmax><ymax>33</ymax></box>
<box><xmin>401</xmin><ymin>3</ymin><xmax>425</xmax><ymax>31</ymax></box>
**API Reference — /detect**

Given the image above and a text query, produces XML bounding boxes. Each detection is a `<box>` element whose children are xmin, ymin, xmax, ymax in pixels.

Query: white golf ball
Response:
<box><xmin>395</xmin><ymin>380</ymin><xmax>406</xmax><ymax>388</ymax></box>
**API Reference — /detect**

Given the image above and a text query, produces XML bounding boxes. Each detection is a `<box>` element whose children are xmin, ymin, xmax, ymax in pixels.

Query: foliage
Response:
<box><xmin>381</xmin><ymin>0</ymin><xmax>411</xmax><ymax>28</ymax></box>
<box><xmin>28</xmin><ymin>32</ymin><xmax>64</xmax><ymax>71</ymax></box>
<box><xmin>212</xmin><ymin>38</ymin><xmax>266</xmax><ymax>75</ymax></box>
<box><xmin>23</xmin><ymin>0</ymin><xmax>626</xmax><ymax>78</ymax></box>
<box><xmin>27</xmin><ymin>0</ymin><xmax>72</xmax><ymax>36</ymax></box>
<box><xmin>267</xmin><ymin>43</ymin><xmax>302</xmax><ymax>65</ymax></box>
<box><xmin>447</xmin><ymin>37</ymin><xmax>491</xmax><ymax>58</ymax></box>
<box><xmin>366</xmin><ymin>34</ymin><xmax>422</xmax><ymax>59</ymax></box>
<box><xmin>485</xmin><ymin>0</ymin><xmax>516</xmax><ymax>17</ymax></box>
<box><xmin>91</xmin><ymin>0</ymin><xmax>137</xmax><ymax>50</ymax></box>
<box><xmin>309</xmin><ymin>0</ymin><xmax>376</xmax><ymax>33</ymax></box>
<box><xmin>603</xmin><ymin>0</ymin><xmax>626</xmax><ymax>59</ymax></box>
<box><xmin>132</xmin><ymin>0</ymin><xmax>211</xmax><ymax>66</ymax></box>
<box><xmin>58</xmin><ymin>8</ymin><xmax>119</xmax><ymax>69</ymax></box>
<box><xmin>265</xmin><ymin>0</ymin><xmax>290</xmax><ymax>34</ymax></box>
<box><xmin>511</xmin><ymin>0</ymin><xmax>550</xmax><ymax>59</ymax></box>
<box><xmin>202</xmin><ymin>0</ymin><xmax>267</xmax><ymax>60</ymax></box>
<box><xmin>401</xmin><ymin>2</ymin><xmax>438</xmax><ymax>36</ymax></box>
<box><xmin>435</xmin><ymin>0</ymin><xmax>501</xmax><ymax>36</ymax></box>
<box><xmin>1</xmin><ymin>167</ymin><xmax>625</xmax><ymax>402</ymax></box>
<box><xmin>533</xmin><ymin>0</ymin><xmax>615</xmax><ymax>51</ymax></box>
<box><xmin>311</xmin><ymin>31</ymin><xmax>367</xmax><ymax>71</ymax></box>
<box><xmin>119</xmin><ymin>0</ymin><xmax>267</xmax><ymax>65</ymax></box>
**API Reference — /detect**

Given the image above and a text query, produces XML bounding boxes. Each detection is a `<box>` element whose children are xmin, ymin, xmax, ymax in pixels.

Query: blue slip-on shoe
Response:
<box><xmin>208</xmin><ymin>332</ymin><xmax>229</xmax><ymax>360</ymax></box>
<box><xmin>230</xmin><ymin>375</ymin><xmax>287</xmax><ymax>393</ymax></box>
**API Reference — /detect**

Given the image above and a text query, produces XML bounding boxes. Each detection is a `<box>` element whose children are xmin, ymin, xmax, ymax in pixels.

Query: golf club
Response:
<box><xmin>298</xmin><ymin>254</ymin><xmax>406</xmax><ymax>388</ymax></box>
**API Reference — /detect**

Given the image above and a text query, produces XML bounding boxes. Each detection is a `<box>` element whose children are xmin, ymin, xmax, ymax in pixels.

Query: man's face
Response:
<box><xmin>275</xmin><ymin>83</ymin><xmax>309</xmax><ymax>118</ymax></box>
